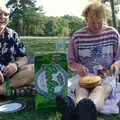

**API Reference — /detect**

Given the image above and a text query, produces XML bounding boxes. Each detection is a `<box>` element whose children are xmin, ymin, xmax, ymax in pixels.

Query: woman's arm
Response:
<box><xmin>68</xmin><ymin>35</ymin><xmax>88</xmax><ymax>76</ymax></box>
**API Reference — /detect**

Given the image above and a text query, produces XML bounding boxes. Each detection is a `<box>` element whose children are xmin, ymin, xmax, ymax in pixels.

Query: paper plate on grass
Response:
<box><xmin>0</xmin><ymin>101</ymin><xmax>26</xmax><ymax>113</ymax></box>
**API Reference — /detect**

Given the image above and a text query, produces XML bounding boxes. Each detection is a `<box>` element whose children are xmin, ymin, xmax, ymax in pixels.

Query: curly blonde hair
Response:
<box><xmin>82</xmin><ymin>0</ymin><xmax>111</xmax><ymax>22</ymax></box>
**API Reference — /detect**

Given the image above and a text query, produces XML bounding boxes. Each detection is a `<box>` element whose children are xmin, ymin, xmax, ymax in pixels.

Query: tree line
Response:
<box><xmin>6</xmin><ymin>0</ymin><xmax>120</xmax><ymax>36</ymax></box>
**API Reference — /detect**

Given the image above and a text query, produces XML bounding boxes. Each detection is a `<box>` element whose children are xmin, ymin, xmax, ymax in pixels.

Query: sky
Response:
<box><xmin>37</xmin><ymin>0</ymin><xmax>120</xmax><ymax>19</ymax></box>
<box><xmin>3</xmin><ymin>0</ymin><xmax>120</xmax><ymax>19</ymax></box>
<box><xmin>3</xmin><ymin>0</ymin><xmax>89</xmax><ymax>17</ymax></box>
<box><xmin>36</xmin><ymin>0</ymin><xmax>89</xmax><ymax>17</ymax></box>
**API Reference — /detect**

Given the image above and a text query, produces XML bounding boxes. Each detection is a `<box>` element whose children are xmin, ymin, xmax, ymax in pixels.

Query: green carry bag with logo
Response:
<box><xmin>35</xmin><ymin>53</ymin><xmax>68</xmax><ymax>110</ymax></box>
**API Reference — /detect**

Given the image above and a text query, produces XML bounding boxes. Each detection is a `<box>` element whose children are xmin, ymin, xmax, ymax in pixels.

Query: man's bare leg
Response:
<box><xmin>10</xmin><ymin>64</ymin><xmax>34</xmax><ymax>87</ymax></box>
<box><xmin>0</xmin><ymin>64</ymin><xmax>34</xmax><ymax>96</ymax></box>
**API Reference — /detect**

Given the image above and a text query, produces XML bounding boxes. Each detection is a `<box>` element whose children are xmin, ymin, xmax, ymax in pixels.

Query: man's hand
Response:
<box><xmin>3</xmin><ymin>63</ymin><xmax>18</xmax><ymax>77</ymax></box>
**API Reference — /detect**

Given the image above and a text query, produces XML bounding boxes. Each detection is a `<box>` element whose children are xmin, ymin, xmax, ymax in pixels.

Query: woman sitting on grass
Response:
<box><xmin>56</xmin><ymin>1</ymin><xmax>120</xmax><ymax>120</ymax></box>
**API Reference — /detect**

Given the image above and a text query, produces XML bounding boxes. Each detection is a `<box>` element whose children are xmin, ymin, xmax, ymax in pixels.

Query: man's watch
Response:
<box><xmin>14</xmin><ymin>62</ymin><xmax>20</xmax><ymax>72</ymax></box>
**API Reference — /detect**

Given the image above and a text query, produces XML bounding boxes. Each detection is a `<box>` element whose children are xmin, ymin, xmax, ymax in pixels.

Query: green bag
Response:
<box><xmin>35</xmin><ymin>53</ymin><xmax>68</xmax><ymax>110</ymax></box>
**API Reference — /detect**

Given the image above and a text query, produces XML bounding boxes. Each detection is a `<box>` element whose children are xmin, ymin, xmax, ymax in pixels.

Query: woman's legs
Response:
<box><xmin>75</xmin><ymin>87</ymin><xmax>97</xmax><ymax>120</ymax></box>
<box><xmin>75</xmin><ymin>86</ymin><xmax>89</xmax><ymax>103</ymax></box>
<box><xmin>89</xmin><ymin>83</ymin><xmax>112</xmax><ymax>111</ymax></box>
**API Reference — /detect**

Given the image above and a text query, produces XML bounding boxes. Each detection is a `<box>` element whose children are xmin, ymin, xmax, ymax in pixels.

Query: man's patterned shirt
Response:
<box><xmin>0</xmin><ymin>27</ymin><xmax>26</xmax><ymax>69</ymax></box>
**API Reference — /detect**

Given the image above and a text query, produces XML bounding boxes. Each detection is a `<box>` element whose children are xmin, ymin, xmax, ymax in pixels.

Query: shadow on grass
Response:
<box><xmin>0</xmin><ymin>96</ymin><xmax>61</xmax><ymax>120</ymax></box>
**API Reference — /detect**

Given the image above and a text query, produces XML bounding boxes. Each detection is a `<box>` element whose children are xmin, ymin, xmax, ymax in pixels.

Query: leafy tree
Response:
<box><xmin>57</xmin><ymin>18</ymin><xmax>70</xmax><ymax>36</ymax></box>
<box><xmin>62</xmin><ymin>15</ymin><xmax>86</xmax><ymax>35</ymax></box>
<box><xmin>6</xmin><ymin>0</ymin><xmax>44</xmax><ymax>35</ymax></box>
<box><xmin>6</xmin><ymin>0</ymin><xmax>87</xmax><ymax>36</ymax></box>
<box><xmin>44</xmin><ymin>17</ymin><xmax>59</xmax><ymax>36</ymax></box>
<box><xmin>102</xmin><ymin>0</ymin><xmax>120</xmax><ymax>28</ymax></box>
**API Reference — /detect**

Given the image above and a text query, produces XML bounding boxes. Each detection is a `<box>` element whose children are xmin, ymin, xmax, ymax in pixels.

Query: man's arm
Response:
<box><xmin>3</xmin><ymin>56</ymin><xmax>28</xmax><ymax>77</ymax></box>
<box><xmin>15</xmin><ymin>56</ymin><xmax>28</xmax><ymax>68</ymax></box>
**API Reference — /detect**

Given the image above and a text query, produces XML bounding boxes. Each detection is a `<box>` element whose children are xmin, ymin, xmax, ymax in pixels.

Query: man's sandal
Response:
<box><xmin>4</xmin><ymin>81</ymin><xmax>36</xmax><ymax>98</ymax></box>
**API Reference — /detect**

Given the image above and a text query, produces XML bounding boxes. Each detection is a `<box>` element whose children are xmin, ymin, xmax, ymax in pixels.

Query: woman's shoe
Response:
<box><xmin>75</xmin><ymin>98</ymin><xmax>97</xmax><ymax>120</ymax></box>
<box><xmin>56</xmin><ymin>95</ymin><xmax>75</xmax><ymax>120</ymax></box>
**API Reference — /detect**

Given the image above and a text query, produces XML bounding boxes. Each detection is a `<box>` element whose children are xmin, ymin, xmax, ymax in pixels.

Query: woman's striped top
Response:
<box><xmin>68</xmin><ymin>25</ymin><xmax>120</xmax><ymax>73</ymax></box>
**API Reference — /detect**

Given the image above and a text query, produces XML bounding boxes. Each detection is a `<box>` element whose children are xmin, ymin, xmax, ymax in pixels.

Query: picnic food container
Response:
<box><xmin>35</xmin><ymin>53</ymin><xmax>68</xmax><ymax>110</ymax></box>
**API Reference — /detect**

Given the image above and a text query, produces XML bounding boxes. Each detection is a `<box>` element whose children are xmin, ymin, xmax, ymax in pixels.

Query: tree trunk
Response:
<box><xmin>110</xmin><ymin>0</ymin><xmax>117</xmax><ymax>28</ymax></box>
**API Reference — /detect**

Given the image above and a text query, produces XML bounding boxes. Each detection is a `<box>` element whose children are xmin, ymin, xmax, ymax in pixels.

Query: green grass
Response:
<box><xmin>1</xmin><ymin>37</ymin><xmax>119</xmax><ymax>120</ymax></box>
<box><xmin>0</xmin><ymin>97</ymin><xmax>61</xmax><ymax>120</ymax></box>
<box><xmin>22</xmin><ymin>38</ymin><xmax>68</xmax><ymax>56</ymax></box>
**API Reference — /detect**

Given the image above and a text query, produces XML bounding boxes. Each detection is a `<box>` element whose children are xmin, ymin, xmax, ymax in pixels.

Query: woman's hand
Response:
<box><xmin>76</xmin><ymin>64</ymin><xmax>88</xmax><ymax>76</ymax></box>
<box><xmin>3</xmin><ymin>63</ymin><xmax>18</xmax><ymax>77</ymax></box>
<box><xmin>68</xmin><ymin>61</ymin><xmax>88</xmax><ymax>76</ymax></box>
<box><xmin>111</xmin><ymin>61</ymin><xmax>120</xmax><ymax>75</ymax></box>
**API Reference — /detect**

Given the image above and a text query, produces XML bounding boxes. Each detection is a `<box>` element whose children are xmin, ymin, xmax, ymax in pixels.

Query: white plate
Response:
<box><xmin>0</xmin><ymin>101</ymin><xmax>26</xmax><ymax>113</ymax></box>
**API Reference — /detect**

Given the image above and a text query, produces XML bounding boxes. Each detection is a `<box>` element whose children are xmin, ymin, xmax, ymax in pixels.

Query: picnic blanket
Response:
<box><xmin>68</xmin><ymin>75</ymin><xmax>120</xmax><ymax>115</ymax></box>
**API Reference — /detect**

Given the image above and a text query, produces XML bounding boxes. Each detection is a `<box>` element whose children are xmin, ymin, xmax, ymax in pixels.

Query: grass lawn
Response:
<box><xmin>0</xmin><ymin>37</ymin><xmax>120</xmax><ymax>120</ymax></box>
<box><xmin>0</xmin><ymin>96</ymin><xmax>61</xmax><ymax>120</ymax></box>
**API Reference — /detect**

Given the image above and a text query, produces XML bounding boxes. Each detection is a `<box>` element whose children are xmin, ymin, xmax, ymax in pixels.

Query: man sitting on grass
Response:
<box><xmin>0</xmin><ymin>4</ymin><xmax>35</xmax><ymax>98</ymax></box>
